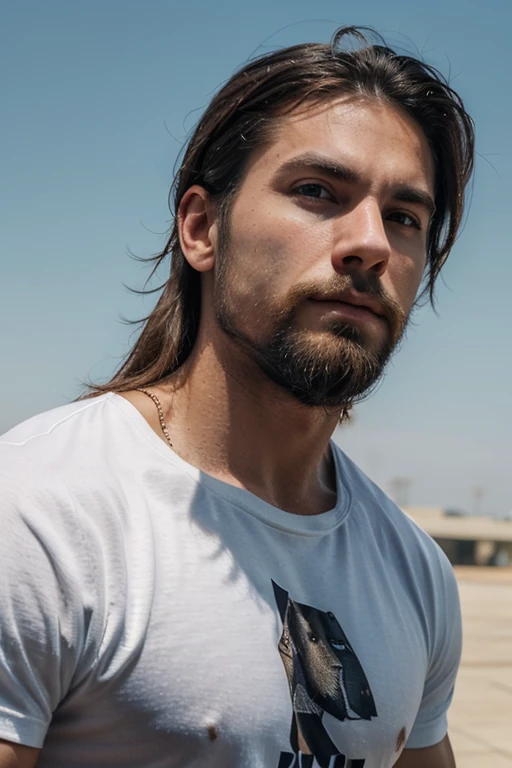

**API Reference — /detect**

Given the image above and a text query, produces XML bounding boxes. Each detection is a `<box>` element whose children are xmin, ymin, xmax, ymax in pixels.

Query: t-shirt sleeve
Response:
<box><xmin>405</xmin><ymin>548</ymin><xmax>462</xmax><ymax>749</ymax></box>
<box><xmin>0</xmin><ymin>463</ymin><xmax>89</xmax><ymax>748</ymax></box>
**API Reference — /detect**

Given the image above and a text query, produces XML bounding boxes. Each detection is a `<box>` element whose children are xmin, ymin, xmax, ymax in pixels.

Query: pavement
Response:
<box><xmin>450</xmin><ymin>567</ymin><xmax>512</xmax><ymax>767</ymax></box>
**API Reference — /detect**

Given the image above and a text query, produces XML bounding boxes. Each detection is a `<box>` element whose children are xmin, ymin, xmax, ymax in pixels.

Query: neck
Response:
<box><xmin>129</xmin><ymin>333</ymin><xmax>343</xmax><ymax>516</ymax></box>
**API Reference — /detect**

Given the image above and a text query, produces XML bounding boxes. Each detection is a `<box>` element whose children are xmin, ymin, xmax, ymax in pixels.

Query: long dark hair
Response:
<box><xmin>87</xmin><ymin>25</ymin><xmax>474</xmax><ymax>395</ymax></box>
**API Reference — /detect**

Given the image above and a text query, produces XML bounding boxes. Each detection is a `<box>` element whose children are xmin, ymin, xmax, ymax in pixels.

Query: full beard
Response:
<box><xmin>249</xmin><ymin>320</ymin><xmax>392</xmax><ymax>408</ymax></box>
<box><xmin>214</xmin><ymin>222</ymin><xmax>409</xmax><ymax>410</ymax></box>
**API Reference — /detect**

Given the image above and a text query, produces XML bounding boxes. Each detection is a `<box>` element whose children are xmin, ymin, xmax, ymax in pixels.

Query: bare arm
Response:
<box><xmin>0</xmin><ymin>741</ymin><xmax>40</xmax><ymax>768</ymax></box>
<box><xmin>394</xmin><ymin>734</ymin><xmax>456</xmax><ymax>768</ymax></box>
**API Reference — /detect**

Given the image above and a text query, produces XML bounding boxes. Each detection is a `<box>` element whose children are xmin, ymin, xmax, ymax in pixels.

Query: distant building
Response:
<box><xmin>402</xmin><ymin>506</ymin><xmax>512</xmax><ymax>566</ymax></box>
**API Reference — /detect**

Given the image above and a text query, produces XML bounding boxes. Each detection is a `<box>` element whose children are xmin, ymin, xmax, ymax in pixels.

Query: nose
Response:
<box><xmin>331</xmin><ymin>198</ymin><xmax>391</xmax><ymax>278</ymax></box>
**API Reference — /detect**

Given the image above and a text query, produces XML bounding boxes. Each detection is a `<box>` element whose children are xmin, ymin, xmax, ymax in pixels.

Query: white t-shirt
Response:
<box><xmin>0</xmin><ymin>393</ymin><xmax>461</xmax><ymax>768</ymax></box>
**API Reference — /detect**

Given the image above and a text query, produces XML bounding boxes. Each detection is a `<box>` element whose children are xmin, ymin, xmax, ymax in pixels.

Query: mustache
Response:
<box><xmin>274</xmin><ymin>273</ymin><xmax>407</xmax><ymax>343</ymax></box>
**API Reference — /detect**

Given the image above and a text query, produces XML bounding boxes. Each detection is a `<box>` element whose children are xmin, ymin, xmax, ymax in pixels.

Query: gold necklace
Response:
<box><xmin>135</xmin><ymin>387</ymin><xmax>173</xmax><ymax>449</ymax></box>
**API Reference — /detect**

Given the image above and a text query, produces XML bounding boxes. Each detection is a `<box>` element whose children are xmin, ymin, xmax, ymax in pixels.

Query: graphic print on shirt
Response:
<box><xmin>272</xmin><ymin>581</ymin><xmax>377</xmax><ymax>768</ymax></box>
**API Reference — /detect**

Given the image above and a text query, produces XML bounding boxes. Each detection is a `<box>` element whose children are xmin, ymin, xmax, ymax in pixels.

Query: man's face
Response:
<box><xmin>212</xmin><ymin>96</ymin><xmax>435</xmax><ymax>408</ymax></box>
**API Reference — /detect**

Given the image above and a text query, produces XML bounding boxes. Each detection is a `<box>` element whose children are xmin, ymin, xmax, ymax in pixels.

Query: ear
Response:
<box><xmin>177</xmin><ymin>185</ymin><xmax>217</xmax><ymax>273</ymax></box>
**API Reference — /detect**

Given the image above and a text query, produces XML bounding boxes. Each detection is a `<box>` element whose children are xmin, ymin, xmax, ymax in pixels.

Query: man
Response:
<box><xmin>0</xmin><ymin>26</ymin><xmax>474</xmax><ymax>768</ymax></box>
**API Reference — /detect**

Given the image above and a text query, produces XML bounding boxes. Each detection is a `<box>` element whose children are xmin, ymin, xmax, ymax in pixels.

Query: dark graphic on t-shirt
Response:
<box><xmin>272</xmin><ymin>581</ymin><xmax>377</xmax><ymax>768</ymax></box>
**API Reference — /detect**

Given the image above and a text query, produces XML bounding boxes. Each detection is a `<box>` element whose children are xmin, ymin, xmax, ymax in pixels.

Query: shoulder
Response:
<box><xmin>0</xmin><ymin>396</ymin><xmax>120</xmax><ymax>564</ymax></box>
<box><xmin>333</xmin><ymin>441</ymin><xmax>458</xmax><ymax>610</ymax></box>
<box><xmin>0</xmin><ymin>391</ymin><xmax>161</xmax><ymax>637</ymax></box>
<box><xmin>0</xmin><ymin>396</ymin><xmax>153</xmax><ymax>740</ymax></box>
<box><xmin>0</xmin><ymin>393</ymin><xmax>157</xmax><ymax>571</ymax></box>
<box><xmin>0</xmin><ymin>392</ymin><xmax>173</xmax><ymax>593</ymax></box>
<box><xmin>1</xmin><ymin>392</ymin><xmax>162</xmax><ymax>491</ymax></box>
<box><xmin>333</xmin><ymin>441</ymin><xmax>441</xmax><ymax>547</ymax></box>
<box><xmin>1</xmin><ymin>392</ymin><xmax>136</xmax><ymax>452</ymax></box>
<box><xmin>333</xmin><ymin>442</ymin><xmax>461</xmax><ymax>677</ymax></box>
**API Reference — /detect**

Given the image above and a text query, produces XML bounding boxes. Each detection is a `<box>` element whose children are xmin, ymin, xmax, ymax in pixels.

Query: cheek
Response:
<box><xmin>386</xmin><ymin>251</ymin><xmax>426</xmax><ymax>311</ymax></box>
<box><xmin>224</xmin><ymin>215</ymin><xmax>308</xmax><ymax>303</ymax></box>
<box><xmin>230</xmin><ymin>190</ymin><xmax>329</xmax><ymax>273</ymax></box>
<box><xmin>217</xmin><ymin>234</ymin><xmax>287</xmax><ymax>337</ymax></box>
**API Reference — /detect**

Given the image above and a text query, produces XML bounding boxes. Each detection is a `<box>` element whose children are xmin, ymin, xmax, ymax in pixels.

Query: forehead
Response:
<box><xmin>248</xmin><ymin>96</ymin><xmax>435</xmax><ymax>193</ymax></box>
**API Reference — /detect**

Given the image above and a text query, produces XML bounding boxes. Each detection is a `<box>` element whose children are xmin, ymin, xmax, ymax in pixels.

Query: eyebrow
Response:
<box><xmin>392</xmin><ymin>185</ymin><xmax>436</xmax><ymax>219</ymax></box>
<box><xmin>275</xmin><ymin>153</ymin><xmax>361</xmax><ymax>185</ymax></box>
<box><xmin>274</xmin><ymin>152</ymin><xmax>436</xmax><ymax>219</ymax></box>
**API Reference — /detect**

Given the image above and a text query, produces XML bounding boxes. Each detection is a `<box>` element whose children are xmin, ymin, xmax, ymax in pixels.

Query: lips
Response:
<box><xmin>310</xmin><ymin>292</ymin><xmax>385</xmax><ymax>319</ymax></box>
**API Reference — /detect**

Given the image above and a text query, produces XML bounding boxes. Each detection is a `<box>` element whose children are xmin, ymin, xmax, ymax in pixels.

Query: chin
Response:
<box><xmin>258</xmin><ymin>336</ymin><xmax>387</xmax><ymax>409</ymax></box>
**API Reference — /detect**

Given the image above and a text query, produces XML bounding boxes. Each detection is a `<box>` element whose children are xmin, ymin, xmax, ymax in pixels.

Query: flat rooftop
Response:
<box><xmin>450</xmin><ymin>566</ymin><xmax>512</xmax><ymax>766</ymax></box>
<box><xmin>403</xmin><ymin>506</ymin><xmax>512</xmax><ymax>543</ymax></box>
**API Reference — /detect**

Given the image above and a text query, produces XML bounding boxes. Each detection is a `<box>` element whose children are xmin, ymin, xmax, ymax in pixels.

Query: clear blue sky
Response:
<box><xmin>1</xmin><ymin>0</ymin><xmax>511</xmax><ymax>516</ymax></box>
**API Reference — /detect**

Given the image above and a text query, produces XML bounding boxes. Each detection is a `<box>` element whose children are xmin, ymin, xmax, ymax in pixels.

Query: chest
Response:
<box><xmin>48</xmin><ymin>511</ymin><xmax>431</xmax><ymax>768</ymax></box>
<box><xmin>117</xmin><ymin>531</ymin><xmax>427</xmax><ymax>767</ymax></box>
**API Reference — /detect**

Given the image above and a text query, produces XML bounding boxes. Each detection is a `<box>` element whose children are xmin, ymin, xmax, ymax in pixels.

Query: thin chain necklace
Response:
<box><xmin>135</xmin><ymin>387</ymin><xmax>173</xmax><ymax>449</ymax></box>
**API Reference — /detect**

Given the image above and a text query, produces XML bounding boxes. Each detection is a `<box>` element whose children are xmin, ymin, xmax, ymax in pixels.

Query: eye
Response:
<box><xmin>294</xmin><ymin>183</ymin><xmax>335</xmax><ymax>202</ymax></box>
<box><xmin>386</xmin><ymin>211</ymin><xmax>421</xmax><ymax>230</ymax></box>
